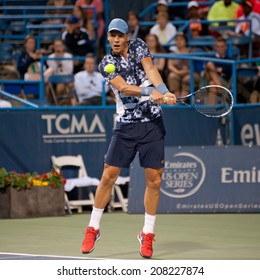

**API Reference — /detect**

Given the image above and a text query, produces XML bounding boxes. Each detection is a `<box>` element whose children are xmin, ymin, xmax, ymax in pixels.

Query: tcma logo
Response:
<box><xmin>41</xmin><ymin>113</ymin><xmax>106</xmax><ymax>143</ymax></box>
<box><xmin>161</xmin><ymin>152</ymin><xmax>206</xmax><ymax>198</ymax></box>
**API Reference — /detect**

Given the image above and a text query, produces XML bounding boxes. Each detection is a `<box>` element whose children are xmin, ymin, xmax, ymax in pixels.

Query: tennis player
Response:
<box><xmin>81</xmin><ymin>18</ymin><xmax>176</xmax><ymax>258</ymax></box>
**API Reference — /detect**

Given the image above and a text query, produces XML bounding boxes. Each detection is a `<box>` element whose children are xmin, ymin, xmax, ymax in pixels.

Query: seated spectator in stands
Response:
<box><xmin>149</xmin><ymin>11</ymin><xmax>177</xmax><ymax>49</ymax></box>
<box><xmin>196</xmin><ymin>0</ymin><xmax>210</xmax><ymax>19</ymax></box>
<box><xmin>200</xmin><ymin>37</ymin><xmax>235</xmax><ymax>104</ymax></box>
<box><xmin>249</xmin><ymin>65</ymin><xmax>260</xmax><ymax>103</ymax></box>
<box><xmin>46</xmin><ymin>38</ymin><xmax>74</xmax><ymax>104</ymax></box>
<box><xmin>156</xmin><ymin>0</ymin><xmax>168</xmax><ymax>14</ymax></box>
<box><xmin>45</xmin><ymin>0</ymin><xmax>73</xmax><ymax>23</ymax></box>
<box><xmin>145</xmin><ymin>34</ymin><xmax>167</xmax><ymax>80</ymax></box>
<box><xmin>237</xmin><ymin>0</ymin><xmax>260</xmax><ymax>17</ymax></box>
<box><xmin>186</xmin><ymin>1</ymin><xmax>209</xmax><ymax>38</ymax></box>
<box><xmin>127</xmin><ymin>11</ymin><xmax>149</xmax><ymax>40</ymax></box>
<box><xmin>207</xmin><ymin>0</ymin><xmax>239</xmax><ymax>30</ymax></box>
<box><xmin>75</xmin><ymin>0</ymin><xmax>105</xmax><ymax>41</ymax></box>
<box><xmin>62</xmin><ymin>15</ymin><xmax>94</xmax><ymax>73</ymax></box>
<box><xmin>17</xmin><ymin>35</ymin><xmax>44</xmax><ymax>79</ymax></box>
<box><xmin>72</xmin><ymin>5</ymin><xmax>95</xmax><ymax>41</ymax></box>
<box><xmin>46</xmin><ymin>0</ymin><xmax>72</xmax><ymax>12</ymax></box>
<box><xmin>167</xmin><ymin>32</ymin><xmax>201</xmax><ymax>98</ymax></box>
<box><xmin>235</xmin><ymin>1</ymin><xmax>260</xmax><ymax>38</ymax></box>
<box><xmin>74</xmin><ymin>54</ymin><xmax>107</xmax><ymax>105</ymax></box>
<box><xmin>202</xmin><ymin>37</ymin><xmax>232</xmax><ymax>87</ymax></box>
<box><xmin>47</xmin><ymin>38</ymin><xmax>73</xmax><ymax>75</ymax></box>
<box><xmin>226</xmin><ymin>1</ymin><xmax>260</xmax><ymax>58</ymax></box>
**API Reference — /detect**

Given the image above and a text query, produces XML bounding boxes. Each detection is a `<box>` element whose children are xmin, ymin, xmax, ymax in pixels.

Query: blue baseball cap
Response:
<box><xmin>108</xmin><ymin>18</ymin><xmax>129</xmax><ymax>34</ymax></box>
<box><xmin>68</xmin><ymin>15</ymin><xmax>79</xmax><ymax>24</ymax></box>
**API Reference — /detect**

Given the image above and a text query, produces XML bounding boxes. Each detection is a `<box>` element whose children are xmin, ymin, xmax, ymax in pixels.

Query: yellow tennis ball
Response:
<box><xmin>105</xmin><ymin>63</ymin><xmax>116</xmax><ymax>74</ymax></box>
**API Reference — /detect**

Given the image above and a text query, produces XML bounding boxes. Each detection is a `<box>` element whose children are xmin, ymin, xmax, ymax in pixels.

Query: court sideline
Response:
<box><xmin>0</xmin><ymin>212</ymin><xmax>259</xmax><ymax>260</ymax></box>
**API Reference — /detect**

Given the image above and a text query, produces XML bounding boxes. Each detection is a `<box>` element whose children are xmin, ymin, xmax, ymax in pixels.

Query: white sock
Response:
<box><xmin>142</xmin><ymin>212</ymin><xmax>156</xmax><ymax>234</ymax></box>
<box><xmin>88</xmin><ymin>207</ymin><xmax>104</xmax><ymax>230</ymax></box>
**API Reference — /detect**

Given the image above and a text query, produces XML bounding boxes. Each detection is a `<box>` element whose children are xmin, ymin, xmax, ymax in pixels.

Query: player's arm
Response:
<box><xmin>141</xmin><ymin>56</ymin><xmax>164</xmax><ymax>88</ymax></box>
<box><xmin>142</xmin><ymin>56</ymin><xmax>176</xmax><ymax>104</ymax></box>
<box><xmin>110</xmin><ymin>75</ymin><xmax>167</xmax><ymax>104</ymax></box>
<box><xmin>109</xmin><ymin>75</ymin><xmax>142</xmax><ymax>97</ymax></box>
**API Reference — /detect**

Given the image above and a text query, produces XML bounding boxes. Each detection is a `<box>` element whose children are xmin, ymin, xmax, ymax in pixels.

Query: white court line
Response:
<box><xmin>0</xmin><ymin>251</ymin><xmax>107</xmax><ymax>260</ymax></box>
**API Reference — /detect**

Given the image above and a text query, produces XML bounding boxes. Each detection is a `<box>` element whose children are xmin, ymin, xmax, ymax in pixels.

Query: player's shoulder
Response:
<box><xmin>129</xmin><ymin>38</ymin><xmax>146</xmax><ymax>47</ymax></box>
<box><xmin>98</xmin><ymin>54</ymin><xmax>116</xmax><ymax>69</ymax></box>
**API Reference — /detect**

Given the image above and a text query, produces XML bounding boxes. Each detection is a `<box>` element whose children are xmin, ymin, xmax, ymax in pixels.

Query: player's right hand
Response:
<box><xmin>150</xmin><ymin>89</ymin><xmax>165</xmax><ymax>104</ymax></box>
<box><xmin>163</xmin><ymin>92</ymin><xmax>176</xmax><ymax>105</ymax></box>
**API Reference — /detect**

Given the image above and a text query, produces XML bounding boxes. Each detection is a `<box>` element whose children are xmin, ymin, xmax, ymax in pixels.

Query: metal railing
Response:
<box><xmin>1</xmin><ymin>53</ymin><xmax>259</xmax><ymax>107</ymax></box>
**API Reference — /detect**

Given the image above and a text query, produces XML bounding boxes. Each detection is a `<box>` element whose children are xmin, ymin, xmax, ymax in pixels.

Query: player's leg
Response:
<box><xmin>143</xmin><ymin>167</ymin><xmax>163</xmax><ymax>216</ymax></box>
<box><xmin>82</xmin><ymin>124</ymin><xmax>137</xmax><ymax>254</ymax></box>
<box><xmin>136</xmin><ymin>118</ymin><xmax>165</xmax><ymax>258</ymax></box>
<box><xmin>94</xmin><ymin>164</ymin><xmax>121</xmax><ymax>209</ymax></box>
<box><xmin>81</xmin><ymin>164</ymin><xmax>120</xmax><ymax>254</ymax></box>
<box><xmin>137</xmin><ymin>167</ymin><xmax>163</xmax><ymax>258</ymax></box>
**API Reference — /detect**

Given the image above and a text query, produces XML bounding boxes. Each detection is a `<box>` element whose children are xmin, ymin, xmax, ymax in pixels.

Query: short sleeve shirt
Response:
<box><xmin>99</xmin><ymin>38</ymin><xmax>163</xmax><ymax>123</ymax></box>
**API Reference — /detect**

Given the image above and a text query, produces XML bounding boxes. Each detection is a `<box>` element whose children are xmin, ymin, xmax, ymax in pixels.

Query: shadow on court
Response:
<box><xmin>0</xmin><ymin>212</ymin><xmax>259</xmax><ymax>260</ymax></box>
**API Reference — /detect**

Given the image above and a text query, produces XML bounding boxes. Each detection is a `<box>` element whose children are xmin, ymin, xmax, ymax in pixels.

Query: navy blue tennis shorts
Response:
<box><xmin>105</xmin><ymin>117</ymin><xmax>166</xmax><ymax>168</ymax></box>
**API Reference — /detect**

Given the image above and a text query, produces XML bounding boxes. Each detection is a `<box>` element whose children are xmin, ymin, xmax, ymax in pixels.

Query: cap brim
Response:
<box><xmin>108</xmin><ymin>28</ymin><xmax>126</xmax><ymax>33</ymax></box>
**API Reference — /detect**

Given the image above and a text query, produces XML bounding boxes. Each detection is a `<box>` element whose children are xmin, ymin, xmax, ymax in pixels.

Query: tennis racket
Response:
<box><xmin>176</xmin><ymin>85</ymin><xmax>233</xmax><ymax>118</ymax></box>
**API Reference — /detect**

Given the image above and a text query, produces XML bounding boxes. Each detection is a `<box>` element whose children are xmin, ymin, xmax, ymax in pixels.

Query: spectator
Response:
<box><xmin>237</xmin><ymin>0</ymin><xmax>260</xmax><ymax>18</ymax></box>
<box><xmin>46</xmin><ymin>0</ymin><xmax>72</xmax><ymax>13</ymax></box>
<box><xmin>199</xmin><ymin>37</ymin><xmax>235</xmax><ymax>104</ymax></box>
<box><xmin>145</xmin><ymin>34</ymin><xmax>167</xmax><ymax>80</ymax></box>
<box><xmin>46</xmin><ymin>38</ymin><xmax>74</xmax><ymax>104</ymax></box>
<box><xmin>62</xmin><ymin>15</ymin><xmax>94</xmax><ymax>73</ymax></box>
<box><xmin>127</xmin><ymin>11</ymin><xmax>149</xmax><ymax>40</ymax></box>
<box><xmin>156</xmin><ymin>0</ymin><xmax>168</xmax><ymax>14</ymax></box>
<box><xmin>17</xmin><ymin>35</ymin><xmax>43</xmax><ymax>79</ymax></box>
<box><xmin>167</xmin><ymin>32</ymin><xmax>201</xmax><ymax>97</ymax></box>
<box><xmin>45</xmin><ymin>0</ymin><xmax>73</xmax><ymax>24</ymax></box>
<box><xmin>72</xmin><ymin>5</ymin><xmax>95</xmax><ymax>41</ymax></box>
<box><xmin>74</xmin><ymin>54</ymin><xmax>107</xmax><ymax>105</ymax></box>
<box><xmin>225</xmin><ymin>1</ymin><xmax>260</xmax><ymax>58</ymax></box>
<box><xmin>207</xmin><ymin>0</ymin><xmax>239</xmax><ymax>29</ymax></box>
<box><xmin>75</xmin><ymin>0</ymin><xmax>105</xmax><ymax>41</ymax></box>
<box><xmin>47</xmin><ymin>38</ymin><xmax>73</xmax><ymax>75</ymax></box>
<box><xmin>202</xmin><ymin>37</ymin><xmax>232</xmax><ymax>87</ymax></box>
<box><xmin>149</xmin><ymin>11</ymin><xmax>177</xmax><ymax>49</ymax></box>
<box><xmin>235</xmin><ymin>1</ymin><xmax>260</xmax><ymax>38</ymax></box>
<box><xmin>196</xmin><ymin>0</ymin><xmax>210</xmax><ymax>19</ymax></box>
<box><xmin>186</xmin><ymin>1</ymin><xmax>209</xmax><ymax>38</ymax></box>
<box><xmin>249</xmin><ymin>65</ymin><xmax>260</xmax><ymax>103</ymax></box>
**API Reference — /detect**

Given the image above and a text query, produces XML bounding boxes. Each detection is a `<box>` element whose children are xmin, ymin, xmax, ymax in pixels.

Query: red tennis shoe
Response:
<box><xmin>81</xmin><ymin>226</ymin><xmax>101</xmax><ymax>254</ymax></box>
<box><xmin>137</xmin><ymin>231</ymin><xmax>155</xmax><ymax>258</ymax></box>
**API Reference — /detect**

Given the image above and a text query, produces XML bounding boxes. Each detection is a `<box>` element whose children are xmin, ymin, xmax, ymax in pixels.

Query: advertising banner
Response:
<box><xmin>233</xmin><ymin>106</ymin><xmax>260</xmax><ymax>146</ymax></box>
<box><xmin>0</xmin><ymin>109</ymin><xmax>115</xmax><ymax>179</ymax></box>
<box><xmin>0</xmin><ymin>107</ymin><xmax>219</xmax><ymax>177</ymax></box>
<box><xmin>128</xmin><ymin>146</ymin><xmax>260</xmax><ymax>213</ymax></box>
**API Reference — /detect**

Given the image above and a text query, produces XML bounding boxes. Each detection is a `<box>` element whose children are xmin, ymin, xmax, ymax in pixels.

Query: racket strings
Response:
<box><xmin>192</xmin><ymin>87</ymin><xmax>233</xmax><ymax>117</ymax></box>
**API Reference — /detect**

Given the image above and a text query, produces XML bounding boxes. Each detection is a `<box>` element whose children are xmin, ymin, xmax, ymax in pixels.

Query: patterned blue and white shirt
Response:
<box><xmin>99</xmin><ymin>38</ymin><xmax>163</xmax><ymax>123</ymax></box>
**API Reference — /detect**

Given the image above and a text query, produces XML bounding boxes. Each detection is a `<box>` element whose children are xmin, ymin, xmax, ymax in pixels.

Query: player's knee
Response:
<box><xmin>146</xmin><ymin>176</ymin><xmax>161</xmax><ymax>191</ymax></box>
<box><xmin>101</xmin><ymin>165</ymin><xmax>120</xmax><ymax>186</ymax></box>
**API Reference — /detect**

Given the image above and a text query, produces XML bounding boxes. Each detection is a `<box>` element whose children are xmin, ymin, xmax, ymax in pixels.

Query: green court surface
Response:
<box><xmin>0</xmin><ymin>212</ymin><xmax>259</xmax><ymax>260</ymax></box>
